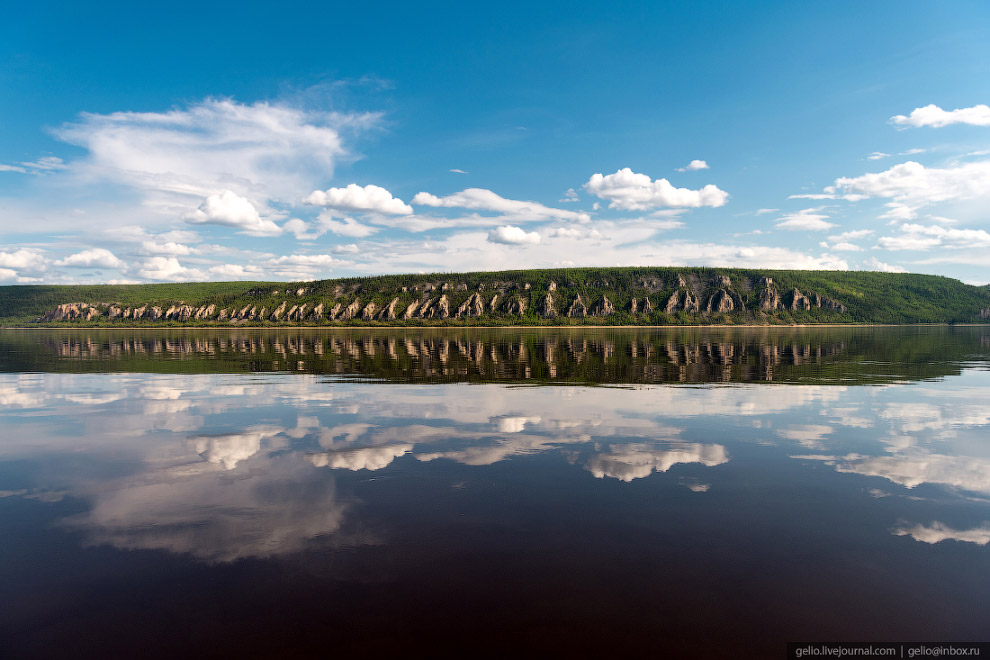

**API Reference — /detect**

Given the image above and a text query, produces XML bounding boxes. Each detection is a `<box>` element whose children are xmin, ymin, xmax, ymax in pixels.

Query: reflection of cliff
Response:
<box><xmin>6</xmin><ymin>326</ymin><xmax>987</xmax><ymax>384</ymax></box>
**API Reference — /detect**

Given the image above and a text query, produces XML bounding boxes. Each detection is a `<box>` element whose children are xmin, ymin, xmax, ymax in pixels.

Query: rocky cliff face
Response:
<box><xmin>31</xmin><ymin>269</ymin><xmax>870</xmax><ymax>326</ymax></box>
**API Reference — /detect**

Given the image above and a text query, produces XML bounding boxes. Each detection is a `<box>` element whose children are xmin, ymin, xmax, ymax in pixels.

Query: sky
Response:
<box><xmin>2</xmin><ymin>1</ymin><xmax>990</xmax><ymax>285</ymax></box>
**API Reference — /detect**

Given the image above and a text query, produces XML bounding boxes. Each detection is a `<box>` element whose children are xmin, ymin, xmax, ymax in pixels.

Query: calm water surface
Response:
<box><xmin>1</xmin><ymin>327</ymin><xmax>988</xmax><ymax>658</ymax></box>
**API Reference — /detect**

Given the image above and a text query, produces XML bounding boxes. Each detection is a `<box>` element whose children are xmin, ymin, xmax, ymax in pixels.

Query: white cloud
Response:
<box><xmin>303</xmin><ymin>183</ymin><xmax>413</xmax><ymax>215</ymax></box>
<box><xmin>891</xmin><ymin>104</ymin><xmax>990</xmax><ymax>128</ymax></box>
<box><xmin>867</xmin><ymin>152</ymin><xmax>890</xmax><ymax>160</ymax></box>
<box><xmin>830</xmin><ymin>242</ymin><xmax>863</xmax><ymax>252</ymax></box>
<box><xmin>831</xmin><ymin>160</ymin><xmax>990</xmax><ymax>210</ymax></box>
<box><xmin>894</xmin><ymin>522</ymin><xmax>990</xmax><ymax>546</ymax></box>
<box><xmin>877</xmin><ymin>223</ymin><xmax>990</xmax><ymax>251</ymax></box>
<box><xmin>584</xmin><ymin>167</ymin><xmax>728</xmax><ymax>210</ymax></box>
<box><xmin>676</xmin><ymin>159</ymin><xmax>710</xmax><ymax>172</ymax></box>
<box><xmin>140</xmin><ymin>240</ymin><xmax>195</xmax><ymax>256</ymax></box>
<box><xmin>775</xmin><ymin>208</ymin><xmax>837</xmax><ymax>231</ymax></box>
<box><xmin>412</xmin><ymin>188</ymin><xmax>589</xmax><ymax>221</ymax></box>
<box><xmin>316</xmin><ymin>211</ymin><xmax>379</xmax><ymax>237</ymax></box>
<box><xmin>755</xmin><ymin>208</ymin><xmax>779</xmax><ymax>215</ymax></box>
<box><xmin>0</xmin><ymin>248</ymin><xmax>48</xmax><ymax>275</ymax></box>
<box><xmin>186</xmin><ymin>190</ymin><xmax>282</xmax><ymax>236</ymax></box>
<box><xmin>558</xmin><ymin>188</ymin><xmax>580</xmax><ymax>203</ymax></box>
<box><xmin>866</xmin><ymin>257</ymin><xmax>908</xmax><ymax>273</ymax></box>
<box><xmin>788</xmin><ymin>193</ymin><xmax>868</xmax><ymax>201</ymax></box>
<box><xmin>54</xmin><ymin>248</ymin><xmax>125</xmax><ymax>269</ymax></box>
<box><xmin>265</xmin><ymin>254</ymin><xmax>335</xmax><ymax>279</ymax></box>
<box><xmin>449</xmin><ymin>168</ymin><xmax>469</xmax><ymax>174</ymax></box>
<box><xmin>207</xmin><ymin>264</ymin><xmax>265</xmax><ymax>279</ymax></box>
<box><xmin>54</xmin><ymin>97</ymin><xmax>375</xmax><ymax>204</ymax></box>
<box><xmin>0</xmin><ymin>156</ymin><xmax>67</xmax><ymax>175</ymax></box>
<box><xmin>135</xmin><ymin>256</ymin><xmax>205</xmax><ymax>281</ymax></box>
<box><xmin>487</xmin><ymin>225</ymin><xmax>541</xmax><ymax>245</ymax></box>
<box><xmin>829</xmin><ymin>229</ymin><xmax>875</xmax><ymax>242</ymax></box>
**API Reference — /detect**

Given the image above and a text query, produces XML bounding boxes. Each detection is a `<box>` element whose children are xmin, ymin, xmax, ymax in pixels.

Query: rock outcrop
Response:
<box><xmin>567</xmin><ymin>295</ymin><xmax>587</xmax><ymax>318</ymax></box>
<box><xmin>590</xmin><ymin>295</ymin><xmax>615</xmax><ymax>317</ymax></box>
<box><xmin>340</xmin><ymin>299</ymin><xmax>361</xmax><ymax>321</ymax></box>
<box><xmin>538</xmin><ymin>292</ymin><xmax>556</xmax><ymax>318</ymax></box>
<box><xmin>361</xmin><ymin>302</ymin><xmax>377</xmax><ymax>321</ymax></box>
<box><xmin>706</xmin><ymin>290</ymin><xmax>735</xmax><ymax>313</ymax></box>
<box><xmin>503</xmin><ymin>296</ymin><xmax>527</xmax><ymax>316</ymax></box>
<box><xmin>270</xmin><ymin>301</ymin><xmax>288</xmax><ymax>321</ymax></box>
<box><xmin>456</xmin><ymin>293</ymin><xmax>485</xmax><ymax>318</ymax></box>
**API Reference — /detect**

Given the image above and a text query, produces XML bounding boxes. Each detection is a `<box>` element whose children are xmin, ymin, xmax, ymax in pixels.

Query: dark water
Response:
<box><xmin>1</xmin><ymin>327</ymin><xmax>988</xmax><ymax>658</ymax></box>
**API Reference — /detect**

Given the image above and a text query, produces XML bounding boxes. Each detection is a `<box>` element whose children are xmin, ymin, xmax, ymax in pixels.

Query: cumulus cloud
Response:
<box><xmin>830</xmin><ymin>160</ymin><xmax>990</xmax><ymax>212</ymax></box>
<box><xmin>865</xmin><ymin>257</ymin><xmax>908</xmax><ymax>273</ymax></box>
<box><xmin>584</xmin><ymin>167</ymin><xmax>728</xmax><ymax>210</ymax></box>
<box><xmin>891</xmin><ymin>104</ymin><xmax>990</xmax><ymax>128</ymax></box>
<box><xmin>0</xmin><ymin>248</ymin><xmax>48</xmax><ymax>277</ymax></box>
<box><xmin>315</xmin><ymin>211</ymin><xmax>379</xmax><ymax>237</ymax></box>
<box><xmin>54</xmin><ymin>248</ymin><xmax>125</xmax><ymax>269</ymax></box>
<box><xmin>487</xmin><ymin>225</ymin><xmax>541</xmax><ymax>245</ymax></box>
<box><xmin>829</xmin><ymin>242</ymin><xmax>863</xmax><ymax>252</ymax></box>
<box><xmin>412</xmin><ymin>188</ymin><xmax>589</xmax><ymax>221</ymax></box>
<box><xmin>775</xmin><ymin>208</ymin><xmax>837</xmax><ymax>231</ymax></box>
<box><xmin>207</xmin><ymin>264</ymin><xmax>265</xmax><ymax>279</ymax></box>
<box><xmin>265</xmin><ymin>254</ymin><xmax>335</xmax><ymax>279</ymax></box>
<box><xmin>185</xmin><ymin>190</ymin><xmax>282</xmax><ymax>236</ymax></box>
<box><xmin>303</xmin><ymin>183</ymin><xmax>413</xmax><ymax>215</ymax></box>
<box><xmin>135</xmin><ymin>257</ymin><xmax>205</xmax><ymax>281</ymax></box>
<box><xmin>558</xmin><ymin>188</ymin><xmax>580</xmax><ymax>203</ymax></box>
<box><xmin>876</xmin><ymin>223</ymin><xmax>990</xmax><ymax>251</ymax></box>
<box><xmin>676</xmin><ymin>159</ymin><xmax>710</xmax><ymax>172</ymax></box>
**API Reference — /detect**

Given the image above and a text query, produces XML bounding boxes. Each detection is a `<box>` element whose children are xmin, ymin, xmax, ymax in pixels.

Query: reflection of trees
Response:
<box><xmin>8</xmin><ymin>326</ymin><xmax>985</xmax><ymax>384</ymax></box>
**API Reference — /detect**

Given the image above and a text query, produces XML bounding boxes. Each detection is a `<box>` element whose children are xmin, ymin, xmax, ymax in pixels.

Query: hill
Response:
<box><xmin>2</xmin><ymin>267</ymin><xmax>989</xmax><ymax>326</ymax></box>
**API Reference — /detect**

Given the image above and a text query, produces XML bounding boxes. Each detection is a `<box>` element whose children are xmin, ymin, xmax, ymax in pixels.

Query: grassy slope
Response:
<box><xmin>1</xmin><ymin>267</ymin><xmax>988</xmax><ymax>325</ymax></box>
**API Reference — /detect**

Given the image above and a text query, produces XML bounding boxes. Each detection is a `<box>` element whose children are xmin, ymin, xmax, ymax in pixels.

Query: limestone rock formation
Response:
<box><xmin>538</xmin><ymin>292</ymin><xmax>556</xmax><ymax>318</ymax></box>
<box><xmin>629</xmin><ymin>298</ymin><xmax>638</xmax><ymax>314</ymax></box>
<box><xmin>591</xmin><ymin>295</ymin><xmax>615</xmax><ymax>317</ymax></box>
<box><xmin>340</xmin><ymin>299</ymin><xmax>361</xmax><ymax>321</ymax></box>
<box><xmin>456</xmin><ymin>292</ymin><xmax>485</xmax><ymax>318</ymax></box>
<box><xmin>706</xmin><ymin>290</ymin><xmax>734</xmax><ymax>313</ymax></box>
<box><xmin>790</xmin><ymin>288</ymin><xmax>812</xmax><ymax>311</ymax></box>
<box><xmin>270</xmin><ymin>301</ymin><xmax>288</xmax><ymax>321</ymax></box>
<box><xmin>548</xmin><ymin>281</ymin><xmax>557</xmax><ymax>292</ymax></box>
<box><xmin>683</xmin><ymin>290</ymin><xmax>701</xmax><ymax>313</ymax></box>
<box><xmin>436</xmin><ymin>294</ymin><xmax>451</xmax><ymax>319</ymax></box>
<box><xmin>642</xmin><ymin>297</ymin><xmax>653</xmax><ymax>314</ymax></box>
<box><xmin>328</xmin><ymin>302</ymin><xmax>342</xmax><ymax>320</ymax></box>
<box><xmin>567</xmin><ymin>295</ymin><xmax>586</xmax><ymax>318</ymax></box>
<box><xmin>503</xmin><ymin>296</ymin><xmax>527</xmax><ymax>316</ymax></box>
<box><xmin>379</xmin><ymin>298</ymin><xmax>399</xmax><ymax>321</ymax></box>
<box><xmin>361</xmin><ymin>302</ymin><xmax>377</xmax><ymax>321</ymax></box>
<box><xmin>309</xmin><ymin>303</ymin><xmax>325</xmax><ymax>321</ymax></box>
<box><xmin>760</xmin><ymin>285</ymin><xmax>782</xmax><ymax>311</ymax></box>
<box><xmin>402</xmin><ymin>300</ymin><xmax>420</xmax><ymax>320</ymax></box>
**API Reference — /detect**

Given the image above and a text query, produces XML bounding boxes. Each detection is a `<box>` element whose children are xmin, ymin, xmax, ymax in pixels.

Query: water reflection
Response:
<box><xmin>1</xmin><ymin>361</ymin><xmax>989</xmax><ymax>565</ymax></box>
<box><xmin>3</xmin><ymin>325</ymin><xmax>987</xmax><ymax>384</ymax></box>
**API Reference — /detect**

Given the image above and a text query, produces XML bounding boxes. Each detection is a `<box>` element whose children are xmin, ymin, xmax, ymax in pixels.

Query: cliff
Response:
<box><xmin>3</xmin><ymin>266</ymin><xmax>990</xmax><ymax>326</ymax></box>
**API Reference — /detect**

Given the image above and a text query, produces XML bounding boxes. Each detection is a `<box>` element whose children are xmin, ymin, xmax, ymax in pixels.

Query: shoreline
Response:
<box><xmin>3</xmin><ymin>323</ymin><xmax>987</xmax><ymax>331</ymax></box>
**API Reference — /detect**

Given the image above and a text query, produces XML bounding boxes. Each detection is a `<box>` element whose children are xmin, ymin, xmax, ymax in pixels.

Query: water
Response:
<box><xmin>1</xmin><ymin>327</ymin><xmax>988</xmax><ymax>658</ymax></box>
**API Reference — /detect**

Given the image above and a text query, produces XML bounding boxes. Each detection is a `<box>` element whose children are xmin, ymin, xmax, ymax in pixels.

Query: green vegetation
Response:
<box><xmin>1</xmin><ymin>267</ymin><xmax>988</xmax><ymax>326</ymax></box>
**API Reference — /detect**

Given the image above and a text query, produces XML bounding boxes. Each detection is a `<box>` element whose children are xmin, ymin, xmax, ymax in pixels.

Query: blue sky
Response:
<box><xmin>2</xmin><ymin>1</ymin><xmax>990</xmax><ymax>284</ymax></box>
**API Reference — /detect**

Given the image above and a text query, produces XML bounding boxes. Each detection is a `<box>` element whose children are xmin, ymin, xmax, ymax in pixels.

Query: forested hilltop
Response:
<box><xmin>2</xmin><ymin>267</ymin><xmax>989</xmax><ymax>326</ymax></box>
